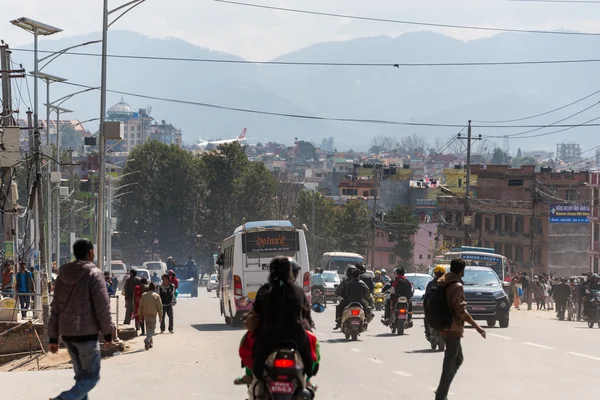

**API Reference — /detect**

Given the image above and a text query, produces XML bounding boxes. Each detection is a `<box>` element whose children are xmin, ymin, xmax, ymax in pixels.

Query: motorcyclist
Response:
<box><xmin>334</xmin><ymin>266</ymin><xmax>370</xmax><ymax>330</ymax></box>
<box><xmin>583</xmin><ymin>273</ymin><xmax>600</xmax><ymax>318</ymax></box>
<box><xmin>357</xmin><ymin>264</ymin><xmax>374</xmax><ymax>293</ymax></box>
<box><xmin>380</xmin><ymin>268</ymin><xmax>391</xmax><ymax>284</ymax></box>
<box><xmin>382</xmin><ymin>267</ymin><xmax>414</xmax><ymax>325</ymax></box>
<box><xmin>311</xmin><ymin>268</ymin><xmax>326</xmax><ymax>306</ymax></box>
<box><xmin>553</xmin><ymin>277</ymin><xmax>571</xmax><ymax>321</ymax></box>
<box><xmin>373</xmin><ymin>270</ymin><xmax>382</xmax><ymax>284</ymax></box>
<box><xmin>424</xmin><ymin>265</ymin><xmax>446</xmax><ymax>339</ymax></box>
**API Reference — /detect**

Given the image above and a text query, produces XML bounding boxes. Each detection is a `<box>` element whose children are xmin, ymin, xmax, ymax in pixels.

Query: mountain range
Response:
<box><xmin>10</xmin><ymin>29</ymin><xmax>600</xmax><ymax>151</ymax></box>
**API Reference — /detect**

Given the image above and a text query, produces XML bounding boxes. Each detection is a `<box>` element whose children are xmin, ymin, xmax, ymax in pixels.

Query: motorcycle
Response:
<box><xmin>389</xmin><ymin>296</ymin><xmax>413</xmax><ymax>336</ymax></box>
<box><xmin>373</xmin><ymin>283</ymin><xmax>385</xmax><ymax>311</ymax></box>
<box><xmin>428</xmin><ymin>326</ymin><xmax>445</xmax><ymax>351</ymax></box>
<box><xmin>341</xmin><ymin>302</ymin><xmax>368</xmax><ymax>341</ymax></box>
<box><xmin>247</xmin><ymin>345</ymin><xmax>316</xmax><ymax>400</ymax></box>
<box><xmin>586</xmin><ymin>290</ymin><xmax>600</xmax><ymax>328</ymax></box>
<box><xmin>311</xmin><ymin>288</ymin><xmax>325</xmax><ymax>305</ymax></box>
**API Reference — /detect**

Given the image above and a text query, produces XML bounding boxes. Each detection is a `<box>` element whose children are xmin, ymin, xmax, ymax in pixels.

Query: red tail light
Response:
<box><xmin>303</xmin><ymin>272</ymin><xmax>310</xmax><ymax>292</ymax></box>
<box><xmin>399</xmin><ymin>309</ymin><xmax>407</xmax><ymax>314</ymax></box>
<box><xmin>350</xmin><ymin>309</ymin><xmax>360</xmax><ymax>316</ymax></box>
<box><xmin>234</xmin><ymin>275</ymin><xmax>242</xmax><ymax>296</ymax></box>
<box><xmin>274</xmin><ymin>359</ymin><xmax>295</xmax><ymax>368</ymax></box>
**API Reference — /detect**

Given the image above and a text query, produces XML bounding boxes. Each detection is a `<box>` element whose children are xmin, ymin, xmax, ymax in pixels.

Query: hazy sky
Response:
<box><xmin>5</xmin><ymin>0</ymin><xmax>600</xmax><ymax>59</ymax></box>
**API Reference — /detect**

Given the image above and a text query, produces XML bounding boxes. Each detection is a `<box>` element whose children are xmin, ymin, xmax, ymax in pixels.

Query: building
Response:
<box><xmin>150</xmin><ymin>120</ymin><xmax>182</xmax><ymax>146</ymax></box>
<box><xmin>587</xmin><ymin>172</ymin><xmax>600</xmax><ymax>273</ymax></box>
<box><xmin>438</xmin><ymin>165</ymin><xmax>591</xmax><ymax>277</ymax></box>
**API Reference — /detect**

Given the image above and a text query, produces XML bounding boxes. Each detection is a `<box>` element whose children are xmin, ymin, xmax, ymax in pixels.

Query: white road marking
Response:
<box><xmin>369</xmin><ymin>358</ymin><xmax>384</xmax><ymax>364</ymax></box>
<box><xmin>489</xmin><ymin>333</ymin><xmax>514</xmax><ymax>340</ymax></box>
<box><xmin>394</xmin><ymin>370</ymin><xmax>412</xmax><ymax>377</ymax></box>
<box><xmin>567</xmin><ymin>352</ymin><xmax>600</xmax><ymax>361</ymax></box>
<box><xmin>523</xmin><ymin>342</ymin><xmax>554</xmax><ymax>350</ymax></box>
<box><xmin>350</xmin><ymin>348</ymin><xmax>361</xmax><ymax>352</ymax></box>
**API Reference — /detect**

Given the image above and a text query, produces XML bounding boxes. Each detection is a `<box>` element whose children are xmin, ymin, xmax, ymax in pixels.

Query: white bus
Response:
<box><xmin>322</xmin><ymin>252</ymin><xmax>364</xmax><ymax>276</ymax></box>
<box><xmin>219</xmin><ymin>220</ymin><xmax>311</xmax><ymax>327</ymax></box>
<box><xmin>429</xmin><ymin>246</ymin><xmax>511</xmax><ymax>283</ymax></box>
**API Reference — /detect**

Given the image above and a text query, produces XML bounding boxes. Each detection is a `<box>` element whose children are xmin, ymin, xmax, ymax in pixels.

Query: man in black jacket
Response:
<box><xmin>357</xmin><ymin>264</ymin><xmax>374</xmax><ymax>293</ymax></box>
<box><xmin>553</xmin><ymin>277</ymin><xmax>571</xmax><ymax>320</ymax></box>
<box><xmin>334</xmin><ymin>268</ymin><xmax>370</xmax><ymax>329</ymax></box>
<box><xmin>49</xmin><ymin>239</ymin><xmax>113</xmax><ymax>400</ymax></box>
<box><xmin>123</xmin><ymin>269</ymin><xmax>141</xmax><ymax>325</ymax></box>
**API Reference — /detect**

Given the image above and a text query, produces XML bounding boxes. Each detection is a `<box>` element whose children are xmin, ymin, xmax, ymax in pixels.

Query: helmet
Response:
<box><xmin>346</xmin><ymin>266</ymin><xmax>357</xmax><ymax>279</ymax></box>
<box><xmin>592</xmin><ymin>273</ymin><xmax>600</xmax><ymax>280</ymax></box>
<box><xmin>375</xmin><ymin>270</ymin><xmax>381</xmax><ymax>276</ymax></box>
<box><xmin>288</xmin><ymin>257</ymin><xmax>300</xmax><ymax>278</ymax></box>
<box><xmin>433</xmin><ymin>265</ymin><xmax>446</xmax><ymax>276</ymax></box>
<box><xmin>380</xmin><ymin>269</ymin><xmax>387</xmax><ymax>275</ymax></box>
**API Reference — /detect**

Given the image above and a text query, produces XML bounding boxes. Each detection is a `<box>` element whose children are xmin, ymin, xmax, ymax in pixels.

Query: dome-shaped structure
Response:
<box><xmin>107</xmin><ymin>97</ymin><xmax>135</xmax><ymax>120</ymax></box>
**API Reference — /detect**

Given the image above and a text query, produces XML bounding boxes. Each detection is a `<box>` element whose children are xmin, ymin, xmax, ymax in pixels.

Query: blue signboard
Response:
<box><xmin>550</xmin><ymin>204</ymin><xmax>590</xmax><ymax>224</ymax></box>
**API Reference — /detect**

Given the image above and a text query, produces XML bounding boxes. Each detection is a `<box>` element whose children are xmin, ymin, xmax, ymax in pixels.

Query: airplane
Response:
<box><xmin>194</xmin><ymin>128</ymin><xmax>247</xmax><ymax>148</ymax></box>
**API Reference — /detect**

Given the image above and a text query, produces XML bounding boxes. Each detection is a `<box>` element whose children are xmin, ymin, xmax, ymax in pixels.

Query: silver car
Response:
<box><xmin>405</xmin><ymin>273</ymin><xmax>433</xmax><ymax>315</ymax></box>
<box><xmin>206</xmin><ymin>274</ymin><xmax>219</xmax><ymax>292</ymax></box>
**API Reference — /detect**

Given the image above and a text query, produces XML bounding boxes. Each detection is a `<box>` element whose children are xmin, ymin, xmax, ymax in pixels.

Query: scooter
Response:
<box><xmin>390</xmin><ymin>296</ymin><xmax>413</xmax><ymax>336</ymax></box>
<box><xmin>341</xmin><ymin>302</ymin><xmax>368</xmax><ymax>341</ymax></box>
<box><xmin>428</xmin><ymin>326</ymin><xmax>445</xmax><ymax>351</ymax></box>
<box><xmin>586</xmin><ymin>289</ymin><xmax>600</xmax><ymax>328</ymax></box>
<box><xmin>247</xmin><ymin>345</ymin><xmax>316</xmax><ymax>400</ymax></box>
<box><xmin>373</xmin><ymin>283</ymin><xmax>385</xmax><ymax>311</ymax></box>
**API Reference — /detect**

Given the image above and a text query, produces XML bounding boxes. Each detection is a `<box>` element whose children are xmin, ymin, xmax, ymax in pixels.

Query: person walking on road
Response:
<box><xmin>510</xmin><ymin>277</ymin><xmax>521</xmax><ymax>310</ymax></box>
<box><xmin>134</xmin><ymin>277</ymin><xmax>149</xmax><ymax>335</ymax></box>
<box><xmin>16</xmin><ymin>261</ymin><xmax>34</xmax><ymax>318</ymax></box>
<box><xmin>49</xmin><ymin>239</ymin><xmax>113</xmax><ymax>400</ymax></box>
<box><xmin>1</xmin><ymin>261</ymin><xmax>15</xmax><ymax>296</ymax></box>
<box><xmin>138</xmin><ymin>282</ymin><xmax>163</xmax><ymax>350</ymax></box>
<box><xmin>435</xmin><ymin>259</ymin><xmax>486</xmax><ymax>400</ymax></box>
<box><xmin>554</xmin><ymin>277</ymin><xmax>571</xmax><ymax>320</ymax></box>
<box><xmin>159</xmin><ymin>274</ymin><xmax>175</xmax><ymax>333</ymax></box>
<box><xmin>123</xmin><ymin>269</ymin><xmax>141</xmax><ymax>325</ymax></box>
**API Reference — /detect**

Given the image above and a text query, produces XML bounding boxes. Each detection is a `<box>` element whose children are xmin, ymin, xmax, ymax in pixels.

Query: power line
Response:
<box><xmin>12</xmin><ymin>48</ymin><xmax>600</xmax><ymax>67</ymax></box>
<box><xmin>472</xmin><ymin>88</ymin><xmax>600</xmax><ymax>124</ymax></box>
<box><xmin>58</xmin><ymin>80</ymin><xmax>600</xmax><ymax>129</ymax></box>
<box><xmin>492</xmin><ymin>114</ymin><xmax>600</xmax><ymax>139</ymax></box>
<box><xmin>214</xmin><ymin>0</ymin><xmax>600</xmax><ymax>36</ymax></box>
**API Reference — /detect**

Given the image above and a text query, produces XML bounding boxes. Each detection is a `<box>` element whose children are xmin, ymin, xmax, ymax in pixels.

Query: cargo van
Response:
<box><xmin>219</xmin><ymin>220</ymin><xmax>311</xmax><ymax>327</ymax></box>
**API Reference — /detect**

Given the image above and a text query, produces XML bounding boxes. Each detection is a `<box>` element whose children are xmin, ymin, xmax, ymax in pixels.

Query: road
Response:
<box><xmin>3</xmin><ymin>291</ymin><xmax>600</xmax><ymax>399</ymax></box>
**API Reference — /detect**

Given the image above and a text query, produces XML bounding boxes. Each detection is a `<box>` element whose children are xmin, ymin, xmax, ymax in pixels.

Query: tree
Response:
<box><xmin>511</xmin><ymin>155</ymin><xmax>537</xmax><ymax>168</ymax></box>
<box><xmin>382</xmin><ymin>205</ymin><xmax>419</xmax><ymax>269</ymax></box>
<box><xmin>400</xmin><ymin>134</ymin><xmax>428</xmax><ymax>157</ymax></box>
<box><xmin>369</xmin><ymin>136</ymin><xmax>398</xmax><ymax>154</ymax></box>
<box><xmin>334</xmin><ymin>199</ymin><xmax>370</xmax><ymax>255</ymax></box>
<box><xmin>116</xmin><ymin>141</ymin><xmax>200</xmax><ymax>263</ymax></box>
<box><xmin>490</xmin><ymin>147</ymin><xmax>511</xmax><ymax>165</ymax></box>
<box><xmin>60</xmin><ymin>124</ymin><xmax>83</xmax><ymax>151</ymax></box>
<box><xmin>516</xmin><ymin>148</ymin><xmax>523</xmax><ymax>158</ymax></box>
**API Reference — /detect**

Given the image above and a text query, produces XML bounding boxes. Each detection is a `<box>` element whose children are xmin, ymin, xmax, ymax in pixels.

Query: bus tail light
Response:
<box><xmin>234</xmin><ymin>275</ymin><xmax>243</xmax><ymax>296</ymax></box>
<box><xmin>303</xmin><ymin>272</ymin><xmax>310</xmax><ymax>292</ymax></box>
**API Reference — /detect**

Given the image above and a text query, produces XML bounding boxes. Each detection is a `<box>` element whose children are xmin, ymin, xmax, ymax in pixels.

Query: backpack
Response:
<box><xmin>394</xmin><ymin>278</ymin><xmax>412</xmax><ymax>298</ymax></box>
<box><xmin>424</xmin><ymin>282</ymin><xmax>453</xmax><ymax>331</ymax></box>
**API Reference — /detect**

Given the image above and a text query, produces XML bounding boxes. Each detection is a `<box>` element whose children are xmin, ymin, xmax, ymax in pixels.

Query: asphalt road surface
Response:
<box><xmin>4</xmin><ymin>291</ymin><xmax>600</xmax><ymax>399</ymax></box>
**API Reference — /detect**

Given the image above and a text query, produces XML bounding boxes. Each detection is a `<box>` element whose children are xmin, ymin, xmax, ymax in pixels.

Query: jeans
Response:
<box><xmin>55</xmin><ymin>340</ymin><xmax>101</xmax><ymax>400</ymax></box>
<box><xmin>145</xmin><ymin>316</ymin><xmax>157</xmax><ymax>345</ymax></box>
<box><xmin>18</xmin><ymin>293</ymin><xmax>31</xmax><ymax>318</ymax></box>
<box><xmin>435</xmin><ymin>336</ymin><xmax>463</xmax><ymax>400</ymax></box>
<box><xmin>161</xmin><ymin>305</ymin><xmax>173</xmax><ymax>332</ymax></box>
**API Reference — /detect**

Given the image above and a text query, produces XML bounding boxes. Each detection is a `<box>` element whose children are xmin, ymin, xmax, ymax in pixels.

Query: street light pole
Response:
<box><xmin>97</xmin><ymin>0</ymin><xmax>109</xmax><ymax>269</ymax></box>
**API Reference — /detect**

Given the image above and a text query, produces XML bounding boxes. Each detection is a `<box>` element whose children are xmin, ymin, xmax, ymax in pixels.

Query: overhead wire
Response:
<box><xmin>12</xmin><ymin>48</ymin><xmax>600</xmax><ymax>67</ymax></box>
<box><xmin>57</xmin><ymin>80</ymin><xmax>600</xmax><ymax>129</ymax></box>
<box><xmin>214</xmin><ymin>0</ymin><xmax>600</xmax><ymax>36</ymax></box>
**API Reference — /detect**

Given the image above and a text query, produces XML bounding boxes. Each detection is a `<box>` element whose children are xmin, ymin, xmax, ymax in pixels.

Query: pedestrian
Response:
<box><xmin>434</xmin><ymin>258</ymin><xmax>486</xmax><ymax>400</ymax></box>
<box><xmin>134</xmin><ymin>277</ymin><xmax>149</xmax><ymax>335</ymax></box>
<box><xmin>15</xmin><ymin>261</ymin><xmax>34</xmax><ymax>318</ymax></box>
<box><xmin>510</xmin><ymin>277</ymin><xmax>521</xmax><ymax>310</ymax></box>
<box><xmin>576</xmin><ymin>277</ymin><xmax>585</xmax><ymax>321</ymax></box>
<box><xmin>547</xmin><ymin>278</ymin><xmax>555</xmax><ymax>310</ymax></box>
<box><xmin>1</xmin><ymin>261</ymin><xmax>15</xmax><ymax>296</ymax></box>
<box><xmin>111</xmin><ymin>274</ymin><xmax>119</xmax><ymax>292</ymax></box>
<box><xmin>554</xmin><ymin>277</ymin><xmax>571</xmax><ymax>320</ymax></box>
<box><xmin>540</xmin><ymin>279</ymin><xmax>548</xmax><ymax>310</ymax></box>
<box><xmin>49</xmin><ymin>239</ymin><xmax>113</xmax><ymax>400</ymax></box>
<box><xmin>138</xmin><ymin>282</ymin><xmax>163</xmax><ymax>351</ymax></box>
<box><xmin>103</xmin><ymin>271</ymin><xmax>115</xmax><ymax>296</ymax></box>
<box><xmin>122</xmin><ymin>269</ymin><xmax>141</xmax><ymax>325</ymax></box>
<box><xmin>159</xmin><ymin>274</ymin><xmax>175</xmax><ymax>333</ymax></box>
<box><xmin>533</xmin><ymin>278</ymin><xmax>544</xmax><ymax>310</ymax></box>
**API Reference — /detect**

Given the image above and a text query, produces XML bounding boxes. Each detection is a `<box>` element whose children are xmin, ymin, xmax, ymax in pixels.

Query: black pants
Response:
<box><xmin>18</xmin><ymin>294</ymin><xmax>30</xmax><ymax>318</ymax></box>
<box><xmin>577</xmin><ymin>299</ymin><xmax>583</xmax><ymax>320</ymax></box>
<box><xmin>556</xmin><ymin>299</ymin><xmax>567</xmax><ymax>319</ymax></box>
<box><xmin>124</xmin><ymin>299</ymin><xmax>134</xmax><ymax>325</ymax></box>
<box><xmin>435</xmin><ymin>336</ymin><xmax>463</xmax><ymax>400</ymax></box>
<box><xmin>161</xmin><ymin>305</ymin><xmax>174</xmax><ymax>332</ymax></box>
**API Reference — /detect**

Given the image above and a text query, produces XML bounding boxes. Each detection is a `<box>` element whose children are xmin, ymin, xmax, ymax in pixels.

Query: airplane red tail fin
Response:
<box><xmin>239</xmin><ymin>128</ymin><xmax>247</xmax><ymax>139</ymax></box>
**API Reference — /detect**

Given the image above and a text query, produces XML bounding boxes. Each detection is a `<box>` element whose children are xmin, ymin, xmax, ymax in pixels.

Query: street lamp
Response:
<box><xmin>46</xmin><ymin>104</ymin><xmax>71</xmax><ymax>268</ymax></box>
<box><xmin>97</xmin><ymin>0</ymin><xmax>147</xmax><ymax>274</ymax></box>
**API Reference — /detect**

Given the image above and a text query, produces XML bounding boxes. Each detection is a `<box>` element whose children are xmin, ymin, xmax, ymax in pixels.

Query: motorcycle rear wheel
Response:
<box><xmin>351</xmin><ymin>332</ymin><xmax>358</xmax><ymax>341</ymax></box>
<box><xmin>396</xmin><ymin>320</ymin><xmax>404</xmax><ymax>336</ymax></box>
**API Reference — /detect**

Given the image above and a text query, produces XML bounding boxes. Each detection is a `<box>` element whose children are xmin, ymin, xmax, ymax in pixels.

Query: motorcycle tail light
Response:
<box><xmin>274</xmin><ymin>359</ymin><xmax>295</xmax><ymax>368</ymax></box>
<box><xmin>399</xmin><ymin>308</ymin><xmax>407</xmax><ymax>313</ymax></box>
<box><xmin>351</xmin><ymin>309</ymin><xmax>360</xmax><ymax>316</ymax></box>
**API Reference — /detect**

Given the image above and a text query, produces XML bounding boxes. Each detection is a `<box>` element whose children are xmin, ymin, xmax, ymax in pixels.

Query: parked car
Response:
<box><xmin>207</xmin><ymin>274</ymin><xmax>219</xmax><ymax>292</ymax></box>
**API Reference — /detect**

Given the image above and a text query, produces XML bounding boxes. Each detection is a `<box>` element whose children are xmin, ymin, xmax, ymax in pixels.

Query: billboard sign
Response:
<box><xmin>242</xmin><ymin>231</ymin><xmax>299</xmax><ymax>253</ymax></box>
<box><xmin>550</xmin><ymin>204</ymin><xmax>590</xmax><ymax>223</ymax></box>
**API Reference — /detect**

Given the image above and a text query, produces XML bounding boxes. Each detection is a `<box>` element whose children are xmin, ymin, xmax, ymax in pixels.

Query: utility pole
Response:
<box><xmin>0</xmin><ymin>44</ymin><xmax>22</xmax><ymax>265</ymax></box>
<box><xmin>68</xmin><ymin>148</ymin><xmax>75</xmax><ymax>248</ymax></box>
<box><xmin>528</xmin><ymin>174</ymin><xmax>537</xmax><ymax>311</ymax></box>
<box><xmin>458</xmin><ymin>120</ymin><xmax>481</xmax><ymax>247</ymax></box>
<box><xmin>370</xmin><ymin>166</ymin><xmax>379</xmax><ymax>270</ymax></box>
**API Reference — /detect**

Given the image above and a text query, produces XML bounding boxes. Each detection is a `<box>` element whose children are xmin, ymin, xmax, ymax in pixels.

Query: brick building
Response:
<box><xmin>438</xmin><ymin>165</ymin><xmax>591</xmax><ymax>277</ymax></box>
